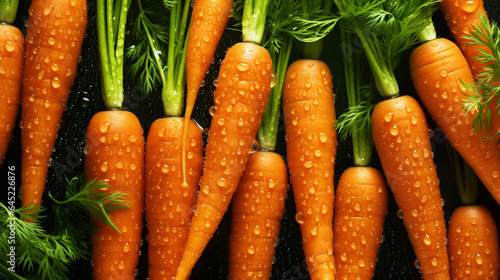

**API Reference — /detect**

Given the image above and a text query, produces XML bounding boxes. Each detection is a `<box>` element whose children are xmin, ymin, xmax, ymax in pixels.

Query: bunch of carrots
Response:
<box><xmin>4</xmin><ymin>0</ymin><xmax>500</xmax><ymax>279</ymax></box>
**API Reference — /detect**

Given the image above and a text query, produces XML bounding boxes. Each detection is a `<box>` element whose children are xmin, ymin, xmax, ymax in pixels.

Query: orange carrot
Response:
<box><xmin>145</xmin><ymin>117</ymin><xmax>203</xmax><ymax>279</ymax></box>
<box><xmin>20</xmin><ymin>0</ymin><xmax>87</xmax><ymax>209</ymax></box>
<box><xmin>439</xmin><ymin>0</ymin><xmax>490</xmax><ymax>78</ymax></box>
<box><xmin>175</xmin><ymin>41</ymin><xmax>272</xmax><ymax>280</ymax></box>
<box><xmin>0</xmin><ymin>22</ymin><xmax>24</xmax><ymax>164</ymax></box>
<box><xmin>182</xmin><ymin>0</ymin><xmax>234</xmax><ymax>183</ymax></box>
<box><xmin>333</xmin><ymin>167</ymin><xmax>388</xmax><ymax>280</ymax></box>
<box><xmin>410</xmin><ymin>38</ymin><xmax>500</xmax><ymax>204</ymax></box>
<box><xmin>283</xmin><ymin>59</ymin><xmax>337</xmax><ymax>280</ymax></box>
<box><xmin>439</xmin><ymin>0</ymin><xmax>500</xmax><ymax>139</ymax></box>
<box><xmin>85</xmin><ymin>110</ymin><xmax>145</xmax><ymax>280</ymax></box>
<box><xmin>371</xmin><ymin>95</ymin><xmax>450</xmax><ymax>280</ymax></box>
<box><xmin>228</xmin><ymin>151</ymin><xmax>288</xmax><ymax>279</ymax></box>
<box><xmin>448</xmin><ymin>205</ymin><xmax>499</xmax><ymax>279</ymax></box>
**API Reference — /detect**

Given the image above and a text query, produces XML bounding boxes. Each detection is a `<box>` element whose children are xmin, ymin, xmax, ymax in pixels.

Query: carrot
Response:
<box><xmin>0</xmin><ymin>1</ymin><xmax>24</xmax><ymax>165</ymax></box>
<box><xmin>183</xmin><ymin>0</ymin><xmax>233</xmax><ymax>122</ymax></box>
<box><xmin>84</xmin><ymin>110</ymin><xmax>145</xmax><ymax>280</ymax></box>
<box><xmin>20</xmin><ymin>0</ymin><xmax>87</xmax><ymax>210</ymax></box>
<box><xmin>371</xmin><ymin>95</ymin><xmax>450</xmax><ymax>280</ymax></box>
<box><xmin>283</xmin><ymin>59</ymin><xmax>337</xmax><ymax>280</ymax></box>
<box><xmin>410</xmin><ymin>38</ymin><xmax>500</xmax><ymax>204</ymax></box>
<box><xmin>145</xmin><ymin>118</ymin><xmax>203</xmax><ymax>280</ymax></box>
<box><xmin>228</xmin><ymin>151</ymin><xmax>287</xmax><ymax>279</ymax></box>
<box><xmin>175</xmin><ymin>41</ymin><xmax>272</xmax><ymax>280</ymax></box>
<box><xmin>448</xmin><ymin>205</ymin><xmax>499</xmax><ymax>279</ymax></box>
<box><xmin>333</xmin><ymin>167</ymin><xmax>388</xmax><ymax>280</ymax></box>
<box><xmin>440</xmin><ymin>0</ymin><xmax>500</xmax><ymax>139</ymax></box>
<box><xmin>85</xmin><ymin>0</ymin><xmax>145</xmax><ymax>278</ymax></box>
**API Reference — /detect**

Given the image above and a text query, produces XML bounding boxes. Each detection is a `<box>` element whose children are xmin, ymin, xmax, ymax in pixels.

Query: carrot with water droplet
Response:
<box><xmin>84</xmin><ymin>0</ymin><xmax>145</xmax><ymax>278</ymax></box>
<box><xmin>410</xmin><ymin>38</ymin><xmax>500</xmax><ymax>204</ymax></box>
<box><xmin>174</xmin><ymin>0</ymin><xmax>273</xmax><ymax>276</ymax></box>
<box><xmin>0</xmin><ymin>0</ymin><xmax>24</xmax><ymax>165</ymax></box>
<box><xmin>439</xmin><ymin>0</ymin><xmax>500</xmax><ymax>139</ymax></box>
<box><xmin>20</xmin><ymin>0</ymin><xmax>87</xmax><ymax>210</ymax></box>
<box><xmin>448</xmin><ymin>205</ymin><xmax>499</xmax><ymax>279</ymax></box>
<box><xmin>283</xmin><ymin>59</ymin><xmax>337</xmax><ymax>280</ymax></box>
<box><xmin>126</xmin><ymin>0</ymin><xmax>205</xmax><ymax>278</ymax></box>
<box><xmin>372</xmin><ymin>95</ymin><xmax>450</xmax><ymax>280</ymax></box>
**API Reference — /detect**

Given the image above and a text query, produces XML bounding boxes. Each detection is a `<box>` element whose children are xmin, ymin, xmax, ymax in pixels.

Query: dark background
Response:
<box><xmin>1</xmin><ymin>0</ymin><xmax>500</xmax><ymax>279</ymax></box>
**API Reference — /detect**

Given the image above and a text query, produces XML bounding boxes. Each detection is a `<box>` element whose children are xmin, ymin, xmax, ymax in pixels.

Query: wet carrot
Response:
<box><xmin>283</xmin><ymin>59</ymin><xmax>337</xmax><ymax>280</ymax></box>
<box><xmin>333</xmin><ymin>167</ymin><xmax>388</xmax><ymax>280</ymax></box>
<box><xmin>175</xmin><ymin>41</ymin><xmax>272</xmax><ymax>280</ymax></box>
<box><xmin>145</xmin><ymin>117</ymin><xmax>203</xmax><ymax>280</ymax></box>
<box><xmin>371</xmin><ymin>95</ymin><xmax>450</xmax><ymax>280</ymax></box>
<box><xmin>448</xmin><ymin>205</ymin><xmax>499</xmax><ymax>279</ymax></box>
<box><xmin>439</xmin><ymin>0</ymin><xmax>500</xmax><ymax>139</ymax></box>
<box><xmin>84</xmin><ymin>110</ymin><xmax>145</xmax><ymax>280</ymax></box>
<box><xmin>410</xmin><ymin>38</ymin><xmax>500</xmax><ymax>204</ymax></box>
<box><xmin>0</xmin><ymin>20</ymin><xmax>24</xmax><ymax>164</ymax></box>
<box><xmin>20</xmin><ymin>0</ymin><xmax>87</xmax><ymax>209</ymax></box>
<box><xmin>228</xmin><ymin>151</ymin><xmax>288</xmax><ymax>279</ymax></box>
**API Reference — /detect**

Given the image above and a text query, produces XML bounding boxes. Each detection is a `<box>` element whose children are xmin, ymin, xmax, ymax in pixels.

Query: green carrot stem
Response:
<box><xmin>0</xmin><ymin>0</ymin><xmax>18</xmax><ymax>24</ymax></box>
<box><xmin>417</xmin><ymin>18</ymin><xmax>437</xmax><ymax>43</ymax></box>
<box><xmin>242</xmin><ymin>0</ymin><xmax>270</xmax><ymax>44</ymax></box>
<box><xmin>445</xmin><ymin>142</ymin><xmax>478</xmax><ymax>205</ymax></box>
<box><xmin>257</xmin><ymin>35</ymin><xmax>293</xmax><ymax>151</ymax></box>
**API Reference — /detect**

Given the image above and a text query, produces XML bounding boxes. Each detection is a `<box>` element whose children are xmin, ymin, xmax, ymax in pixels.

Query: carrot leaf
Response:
<box><xmin>462</xmin><ymin>13</ymin><xmax>500</xmax><ymax>135</ymax></box>
<box><xmin>334</xmin><ymin>0</ymin><xmax>439</xmax><ymax>98</ymax></box>
<box><xmin>0</xmin><ymin>0</ymin><xmax>18</xmax><ymax>24</ymax></box>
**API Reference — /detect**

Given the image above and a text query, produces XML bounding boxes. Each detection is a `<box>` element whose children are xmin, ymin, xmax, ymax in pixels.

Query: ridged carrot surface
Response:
<box><xmin>410</xmin><ymin>38</ymin><xmax>500</xmax><ymax>204</ymax></box>
<box><xmin>448</xmin><ymin>205</ymin><xmax>499</xmax><ymax>279</ymax></box>
<box><xmin>85</xmin><ymin>110</ymin><xmax>145</xmax><ymax>280</ymax></box>
<box><xmin>0</xmin><ymin>24</ymin><xmax>24</xmax><ymax>164</ymax></box>
<box><xmin>371</xmin><ymin>95</ymin><xmax>450</xmax><ymax>280</ymax></box>
<box><xmin>439</xmin><ymin>0</ymin><xmax>500</xmax><ymax>140</ymax></box>
<box><xmin>333</xmin><ymin>167</ymin><xmax>388</xmax><ymax>280</ymax></box>
<box><xmin>229</xmin><ymin>151</ymin><xmax>288</xmax><ymax>279</ymax></box>
<box><xmin>21</xmin><ymin>0</ymin><xmax>87</xmax><ymax>208</ymax></box>
<box><xmin>145</xmin><ymin>117</ymin><xmax>203</xmax><ymax>280</ymax></box>
<box><xmin>283</xmin><ymin>59</ymin><xmax>337</xmax><ymax>280</ymax></box>
<box><xmin>175</xmin><ymin>42</ymin><xmax>272</xmax><ymax>280</ymax></box>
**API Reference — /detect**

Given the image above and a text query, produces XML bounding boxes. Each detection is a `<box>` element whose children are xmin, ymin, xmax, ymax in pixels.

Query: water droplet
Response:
<box><xmin>475</xmin><ymin>253</ymin><xmax>484</xmax><ymax>265</ymax></box>
<box><xmin>358</xmin><ymin>259</ymin><xmax>366</xmax><ymax>268</ymax></box>
<box><xmin>384</xmin><ymin>113</ymin><xmax>393</xmax><ymax>122</ymax></box>
<box><xmin>254</xmin><ymin>226</ymin><xmax>261</xmax><ymax>235</ymax></box>
<box><xmin>101</xmin><ymin>163</ymin><xmax>108</xmax><ymax>172</ymax></box>
<box><xmin>303</xmin><ymin>161</ymin><xmax>313</xmax><ymax>168</ymax></box>
<box><xmin>414</xmin><ymin>259</ymin><xmax>421</xmax><ymax>269</ymax></box>
<box><xmin>270</xmin><ymin>72</ymin><xmax>277</xmax><ymax>88</ymax></box>
<box><xmin>492</xmin><ymin>171</ymin><xmax>499</xmax><ymax>178</ymax></box>
<box><xmin>268</xmin><ymin>179</ymin><xmax>275</xmax><ymax>189</ymax></box>
<box><xmin>48</xmin><ymin>38</ymin><xmax>56</xmax><ymax>45</ymax></box>
<box><xmin>390</xmin><ymin>125</ymin><xmax>400</xmax><ymax>136</ymax></box>
<box><xmin>461</xmin><ymin>0</ymin><xmax>479</xmax><ymax>13</ymax></box>
<box><xmin>354</xmin><ymin>203</ymin><xmax>361</xmax><ymax>211</ymax></box>
<box><xmin>200</xmin><ymin>79</ymin><xmax>206</xmax><ymax>87</ymax></box>
<box><xmin>431</xmin><ymin>258</ymin><xmax>438</xmax><ymax>267</ymax></box>
<box><xmin>209</xmin><ymin>106</ymin><xmax>216</xmax><ymax>116</ymax></box>
<box><xmin>51</xmin><ymin>77</ymin><xmax>61</xmax><ymax>88</ymax></box>
<box><xmin>423</xmin><ymin>234</ymin><xmax>432</xmax><ymax>245</ymax></box>
<box><xmin>319</xmin><ymin>133</ymin><xmax>328</xmax><ymax>143</ymax></box>
<box><xmin>251</xmin><ymin>140</ymin><xmax>259</xmax><ymax>152</ymax></box>
<box><xmin>247</xmin><ymin>245</ymin><xmax>255</xmax><ymax>254</ymax></box>
<box><xmin>295</xmin><ymin>212</ymin><xmax>305</xmax><ymax>224</ymax></box>
<box><xmin>123</xmin><ymin>244</ymin><xmax>130</xmax><ymax>252</ymax></box>
<box><xmin>237</xmin><ymin>63</ymin><xmax>250</xmax><ymax>72</ymax></box>
<box><xmin>213</xmin><ymin>79</ymin><xmax>218</xmax><ymax>86</ymax></box>
<box><xmin>397</xmin><ymin>209</ymin><xmax>403</xmax><ymax>219</ymax></box>
<box><xmin>310</xmin><ymin>227</ymin><xmax>318</xmax><ymax>236</ymax></box>
<box><xmin>44</xmin><ymin>5</ymin><xmax>54</xmax><ymax>15</ymax></box>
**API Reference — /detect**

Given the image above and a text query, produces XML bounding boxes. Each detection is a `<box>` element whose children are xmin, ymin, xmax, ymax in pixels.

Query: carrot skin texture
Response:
<box><xmin>439</xmin><ymin>0</ymin><xmax>500</xmax><ymax>138</ymax></box>
<box><xmin>283</xmin><ymin>59</ymin><xmax>337</xmax><ymax>280</ymax></box>
<box><xmin>229</xmin><ymin>151</ymin><xmax>288</xmax><ymax>280</ymax></box>
<box><xmin>175</xmin><ymin>42</ymin><xmax>272</xmax><ymax>280</ymax></box>
<box><xmin>145</xmin><ymin>118</ymin><xmax>203</xmax><ymax>280</ymax></box>
<box><xmin>85</xmin><ymin>110</ymin><xmax>145</xmax><ymax>280</ymax></box>
<box><xmin>371</xmin><ymin>95</ymin><xmax>450</xmax><ymax>280</ymax></box>
<box><xmin>0</xmin><ymin>25</ymin><xmax>24</xmax><ymax>164</ymax></box>
<box><xmin>448</xmin><ymin>205</ymin><xmax>499</xmax><ymax>279</ymax></box>
<box><xmin>333</xmin><ymin>167</ymin><xmax>388</xmax><ymax>280</ymax></box>
<box><xmin>21</xmin><ymin>0</ymin><xmax>87</xmax><ymax>208</ymax></box>
<box><xmin>184</xmin><ymin>0</ymin><xmax>233</xmax><ymax>122</ymax></box>
<box><xmin>410</xmin><ymin>38</ymin><xmax>500</xmax><ymax>204</ymax></box>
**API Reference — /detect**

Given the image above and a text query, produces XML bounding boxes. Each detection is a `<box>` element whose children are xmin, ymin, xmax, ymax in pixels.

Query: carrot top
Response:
<box><xmin>463</xmin><ymin>14</ymin><xmax>500</xmax><ymax>135</ymax></box>
<box><xmin>126</xmin><ymin>0</ymin><xmax>190</xmax><ymax>116</ymax></box>
<box><xmin>96</xmin><ymin>0</ymin><xmax>131</xmax><ymax>109</ymax></box>
<box><xmin>333</xmin><ymin>0</ymin><xmax>438</xmax><ymax>98</ymax></box>
<box><xmin>0</xmin><ymin>0</ymin><xmax>18</xmax><ymax>24</ymax></box>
